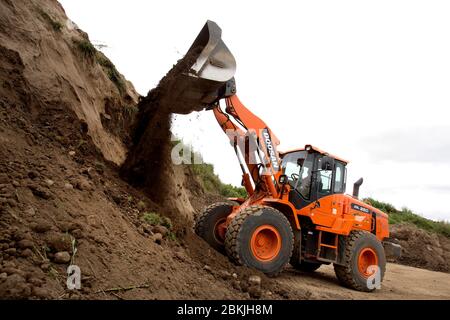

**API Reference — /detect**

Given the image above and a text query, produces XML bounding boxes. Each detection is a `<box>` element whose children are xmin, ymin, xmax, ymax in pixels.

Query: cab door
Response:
<box><xmin>309</xmin><ymin>158</ymin><xmax>347</xmax><ymax>227</ymax></box>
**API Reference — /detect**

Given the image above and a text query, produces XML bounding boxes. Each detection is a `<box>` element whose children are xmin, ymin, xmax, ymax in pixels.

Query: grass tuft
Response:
<box><xmin>96</xmin><ymin>53</ymin><xmax>125</xmax><ymax>93</ymax></box>
<box><xmin>74</xmin><ymin>39</ymin><xmax>96</xmax><ymax>59</ymax></box>
<box><xmin>39</xmin><ymin>9</ymin><xmax>63</xmax><ymax>32</ymax></box>
<box><xmin>142</xmin><ymin>212</ymin><xmax>172</xmax><ymax>230</ymax></box>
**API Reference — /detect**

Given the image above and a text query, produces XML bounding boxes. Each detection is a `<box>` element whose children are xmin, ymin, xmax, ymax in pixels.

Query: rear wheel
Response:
<box><xmin>334</xmin><ymin>230</ymin><xmax>386</xmax><ymax>292</ymax></box>
<box><xmin>225</xmin><ymin>205</ymin><xmax>293</xmax><ymax>276</ymax></box>
<box><xmin>194</xmin><ymin>202</ymin><xmax>236</xmax><ymax>253</ymax></box>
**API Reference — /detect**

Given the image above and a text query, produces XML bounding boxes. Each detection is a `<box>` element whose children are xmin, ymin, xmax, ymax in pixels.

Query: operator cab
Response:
<box><xmin>280</xmin><ymin>145</ymin><xmax>348</xmax><ymax>210</ymax></box>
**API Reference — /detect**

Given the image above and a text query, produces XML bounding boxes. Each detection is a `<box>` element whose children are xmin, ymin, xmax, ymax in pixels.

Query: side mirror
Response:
<box><xmin>321</xmin><ymin>156</ymin><xmax>334</xmax><ymax>171</ymax></box>
<box><xmin>297</xmin><ymin>158</ymin><xmax>305</xmax><ymax>167</ymax></box>
<box><xmin>278</xmin><ymin>174</ymin><xmax>288</xmax><ymax>185</ymax></box>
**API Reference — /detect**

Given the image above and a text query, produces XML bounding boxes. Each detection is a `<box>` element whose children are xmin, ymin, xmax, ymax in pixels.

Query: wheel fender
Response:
<box><xmin>262</xmin><ymin>199</ymin><xmax>300</xmax><ymax>230</ymax></box>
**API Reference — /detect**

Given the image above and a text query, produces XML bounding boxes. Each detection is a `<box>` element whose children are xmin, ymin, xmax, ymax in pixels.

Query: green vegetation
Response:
<box><xmin>364</xmin><ymin>197</ymin><xmax>450</xmax><ymax>237</ymax></box>
<box><xmin>72</xmin><ymin>40</ymin><xmax>126</xmax><ymax>93</ymax></box>
<box><xmin>96</xmin><ymin>52</ymin><xmax>125</xmax><ymax>93</ymax></box>
<box><xmin>74</xmin><ymin>39</ymin><xmax>96</xmax><ymax>59</ymax></box>
<box><xmin>124</xmin><ymin>104</ymin><xmax>139</xmax><ymax>116</ymax></box>
<box><xmin>141</xmin><ymin>212</ymin><xmax>177</xmax><ymax>242</ymax></box>
<box><xmin>173</xmin><ymin>139</ymin><xmax>247</xmax><ymax>198</ymax></box>
<box><xmin>38</xmin><ymin>9</ymin><xmax>63</xmax><ymax>32</ymax></box>
<box><xmin>191</xmin><ymin>163</ymin><xmax>247</xmax><ymax>198</ymax></box>
<box><xmin>142</xmin><ymin>212</ymin><xmax>173</xmax><ymax>230</ymax></box>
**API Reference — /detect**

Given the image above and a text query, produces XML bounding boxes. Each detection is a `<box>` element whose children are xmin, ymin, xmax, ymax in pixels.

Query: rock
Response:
<box><xmin>30</xmin><ymin>186</ymin><xmax>52</xmax><ymax>200</ymax></box>
<box><xmin>6</xmin><ymin>199</ymin><xmax>17</xmax><ymax>207</ymax></box>
<box><xmin>174</xmin><ymin>250</ymin><xmax>186</xmax><ymax>262</ymax></box>
<box><xmin>232</xmin><ymin>273</ymin><xmax>238</xmax><ymax>279</ymax></box>
<box><xmin>45</xmin><ymin>232</ymin><xmax>72</xmax><ymax>252</ymax></box>
<box><xmin>219</xmin><ymin>270</ymin><xmax>231</xmax><ymax>280</ymax></box>
<box><xmin>81</xmin><ymin>167</ymin><xmax>95</xmax><ymax>179</ymax></box>
<box><xmin>27</xmin><ymin>171</ymin><xmax>39</xmax><ymax>179</ymax></box>
<box><xmin>54</xmin><ymin>251</ymin><xmax>71</xmax><ymax>264</ymax></box>
<box><xmin>0</xmin><ymin>272</ymin><xmax>7</xmax><ymax>280</ymax></box>
<box><xmin>4</xmin><ymin>248</ymin><xmax>17</xmax><ymax>256</ymax></box>
<box><xmin>32</xmin><ymin>286</ymin><xmax>51</xmax><ymax>299</ymax></box>
<box><xmin>24</xmin><ymin>206</ymin><xmax>36</xmax><ymax>216</ymax></box>
<box><xmin>248</xmin><ymin>275</ymin><xmax>261</xmax><ymax>286</ymax></box>
<box><xmin>204</xmin><ymin>265</ymin><xmax>212</xmax><ymax>272</ymax></box>
<box><xmin>31</xmin><ymin>219</ymin><xmax>52</xmax><ymax>233</ymax></box>
<box><xmin>142</xmin><ymin>225</ymin><xmax>153</xmax><ymax>235</ymax></box>
<box><xmin>64</xmin><ymin>183</ymin><xmax>74</xmax><ymax>190</ymax></box>
<box><xmin>152</xmin><ymin>225</ymin><xmax>169</xmax><ymax>237</ymax></box>
<box><xmin>153</xmin><ymin>233</ymin><xmax>163</xmax><ymax>245</ymax></box>
<box><xmin>12</xmin><ymin>180</ymin><xmax>20</xmax><ymax>187</ymax></box>
<box><xmin>248</xmin><ymin>285</ymin><xmax>262</xmax><ymax>299</ymax></box>
<box><xmin>231</xmin><ymin>280</ymin><xmax>241</xmax><ymax>290</ymax></box>
<box><xmin>74</xmin><ymin>177</ymin><xmax>92</xmax><ymax>191</ymax></box>
<box><xmin>71</xmin><ymin>229</ymin><xmax>83</xmax><ymax>239</ymax></box>
<box><xmin>17</xmin><ymin>239</ymin><xmax>34</xmax><ymax>249</ymax></box>
<box><xmin>69</xmin><ymin>151</ymin><xmax>76</xmax><ymax>157</ymax></box>
<box><xmin>45</xmin><ymin>179</ymin><xmax>54</xmax><ymax>187</ymax></box>
<box><xmin>20</xmin><ymin>248</ymin><xmax>32</xmax><ymax>258</ymax></box>
<box><xmin>40</xmin><ymin>263</ymin><xmax>50</xmax><ymax>272</ymax></box>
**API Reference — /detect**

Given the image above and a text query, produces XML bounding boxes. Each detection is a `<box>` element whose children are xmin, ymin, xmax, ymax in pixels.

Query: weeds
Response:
<box><xmin>74</xmin><ymin>39</ymin><xmax>96</xmax><ymax>59</ymax></box>
<box><xmin>124</xmin><ymin>104</ymin><xmax>139</xmax><ymax>117</ymax></box>
<box><xmin>96</xmin><ymin>52</ymin><xmax>125</xmax><ymax>92</ymax></box>
<box><xmin>142</xmin><ymin>212</ymin><xmax>172</xmax><ymax>229</ymax></box>
<box><xmin>38</xmin><ymin>9</ymin><xmax>63</xmax><ymax>32</ymax></box>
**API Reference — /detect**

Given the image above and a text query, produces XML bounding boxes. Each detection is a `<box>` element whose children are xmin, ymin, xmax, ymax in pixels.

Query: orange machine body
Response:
<box><xmin>213</xmin><ymin>95</ymin><xmax>390</xmax><ymax>262</ymax></box>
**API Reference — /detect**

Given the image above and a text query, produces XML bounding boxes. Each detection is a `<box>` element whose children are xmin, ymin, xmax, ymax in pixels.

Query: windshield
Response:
<box><xmin>281</xmin><ymin>151</ymin><xmax>314</xmax><ymax>199</ymax></box>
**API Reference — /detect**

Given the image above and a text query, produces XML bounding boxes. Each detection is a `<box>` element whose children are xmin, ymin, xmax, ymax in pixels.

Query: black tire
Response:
<box><xmin>225</xmin><ymin>205</ymin><xmax>294</xmax><ymax>276</ymax></box>
<box><xmin>334</xmin><ymin>230</ymin><xmax>386</xmax><ymax>292</ymax></box>
<box><xmin>194</xmin><ymin>202</ymin><xmax>236</xmax><ymax>253</ymax></box>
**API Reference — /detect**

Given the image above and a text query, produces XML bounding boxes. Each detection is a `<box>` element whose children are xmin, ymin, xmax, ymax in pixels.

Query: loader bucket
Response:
<box><xmin>168</xmin><ymin>20</ymin><xmax>236</xmax><ymax>114</ymax></box>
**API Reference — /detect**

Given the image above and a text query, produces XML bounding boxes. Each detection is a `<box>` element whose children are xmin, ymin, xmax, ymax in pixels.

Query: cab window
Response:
<box><xmin>281</xmin><ymin>151</ymin><xmax>306</xmax><ymax>186</ymax></box>
<box><xmin>317</xmin><ymin>157</ymin><xmax>332</xmax><ymax>195</ymax></box>
<box><xmin>281</xmin><ymin>151</ymin><xmax>313</xmax><ymax>199</ymax></box>
<box><xmin>334</xmin><ymin>162</ymin><xmax>346</xmax><ymax>193</ymax></box>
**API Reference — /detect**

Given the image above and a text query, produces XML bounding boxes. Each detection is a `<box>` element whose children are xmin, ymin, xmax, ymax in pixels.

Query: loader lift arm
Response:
<box><xmin>212</xmin><ymin>93</ymin><xmax>284</xmax><ymax>200</ymax></box>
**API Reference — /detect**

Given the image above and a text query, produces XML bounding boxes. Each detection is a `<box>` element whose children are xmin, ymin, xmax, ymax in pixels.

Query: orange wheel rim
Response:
<box><xmin>357</xmin><ymin>248</ymin><xmax>378</xmax><ymax>278</ymax></box>
<box><xmin>213</xmin><ymin>218</ymin><xmax>227</xmax><ymax>243</ymax></box>
<box><xmin>250</xmin><ymin>225</ymin><xmax>281</xmax><ymax>262</ymax></box>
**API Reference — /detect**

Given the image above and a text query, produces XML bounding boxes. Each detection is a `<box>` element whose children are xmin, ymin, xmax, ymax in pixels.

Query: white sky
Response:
<box><xmin>59</xmin><ymin>0</ymin><xmax>450</xmax><ymax>221</ymax></box>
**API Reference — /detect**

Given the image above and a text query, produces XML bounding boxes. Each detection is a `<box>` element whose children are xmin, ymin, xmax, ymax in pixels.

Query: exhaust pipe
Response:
<box><xmin>353</xmin><ymin>178</ymin><xmax>364</xmax><ymax>198</ymax></box>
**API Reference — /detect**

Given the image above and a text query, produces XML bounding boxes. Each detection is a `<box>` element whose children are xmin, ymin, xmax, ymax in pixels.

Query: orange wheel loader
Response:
<box><xmin>177</xmin><ymin>21</ymin><xmax>401</xmax><ymax>292</ymax></box>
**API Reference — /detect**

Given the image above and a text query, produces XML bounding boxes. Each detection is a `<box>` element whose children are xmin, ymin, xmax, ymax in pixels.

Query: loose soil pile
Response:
<box><xmin>390</xmin><ymin>223</ymin><xmax>450</xmax><ymax>273</ymax></box>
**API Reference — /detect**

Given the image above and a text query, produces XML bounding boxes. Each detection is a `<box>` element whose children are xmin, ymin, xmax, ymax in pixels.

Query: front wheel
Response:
<box><xmin>225</xmin><ymin>205</ymin><xmax>294</xmax><ymax>276</ymax></box>
<box><xmin>334</xmin><ymin>230</ymin><xmax>386</xmax><ymax>292</ymax></box>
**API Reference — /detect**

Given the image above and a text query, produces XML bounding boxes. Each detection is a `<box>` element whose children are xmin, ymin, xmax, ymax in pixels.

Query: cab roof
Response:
<box><xmin>279</xmin><ymin>144</ymin><xmax>349</xmax><ymax>164</ymax></box>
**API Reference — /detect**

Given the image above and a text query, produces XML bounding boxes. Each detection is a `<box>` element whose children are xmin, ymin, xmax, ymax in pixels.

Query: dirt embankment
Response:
<box><xmin>0</xmin><ymin>0</ymin><xmax>139</xmax><ymax>165</ymax></box>
<box><xmin>0</xmin><ymin>0</ymin><xmax>304</xmax><ymax>300</ymax></box>
<box><xmin>390</xmin><ymin>223</ymin><xmax>450</xmax><ymax>273</ymax></box>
